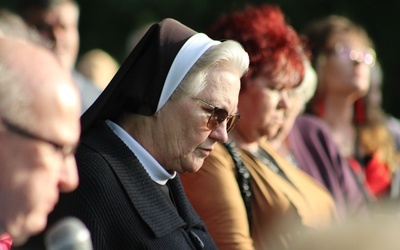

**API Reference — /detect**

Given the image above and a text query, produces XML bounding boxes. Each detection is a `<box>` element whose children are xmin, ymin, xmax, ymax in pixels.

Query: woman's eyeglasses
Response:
<box><xmin>192</xmin><ymin>97</ymin><xmax>241</xmax><ymax>133</ymax></box>
<box><xmin>328</xmin><ymin>43</ymin><xmax>376</xmax><ymax>67</ymax></box>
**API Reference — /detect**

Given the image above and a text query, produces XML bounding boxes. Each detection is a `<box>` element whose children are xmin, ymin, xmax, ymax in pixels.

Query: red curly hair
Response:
<box><xmin>207</xmin><ymin>4</ymin><xmax>305</xmax><ymax>90</ymax></box>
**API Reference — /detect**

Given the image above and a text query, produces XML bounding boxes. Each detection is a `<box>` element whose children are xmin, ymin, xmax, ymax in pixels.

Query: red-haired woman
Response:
<box><xmin>181</xmin><ymin>5</ymin><xmax>338</xmax><ymax>250</ymax></box>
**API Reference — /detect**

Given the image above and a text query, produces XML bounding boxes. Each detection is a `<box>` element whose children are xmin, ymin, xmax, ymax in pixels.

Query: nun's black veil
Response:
<box><xmin>80</xmin><ymin>18</ymin><xmax>197</xmax><ymax>133</ymax></box>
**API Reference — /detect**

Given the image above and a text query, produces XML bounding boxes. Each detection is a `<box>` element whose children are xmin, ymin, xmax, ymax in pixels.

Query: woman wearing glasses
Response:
<box><xmin>181</xmin><ymin>5</ymin><xmax>338</xmax><ymax>250</ymax></box>
<box><xmin>19</xmin><ymin>18</ymin><xmax>249</xmax><ymax>249</ymax></box>
<box><xmin>303</xmin><ymin>15</ymin><xmax>398</xmax><ymax>202</ymax></box>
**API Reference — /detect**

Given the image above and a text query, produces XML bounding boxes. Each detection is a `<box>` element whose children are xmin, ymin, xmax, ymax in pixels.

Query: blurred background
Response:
<box><xmin>2</xmin><ymin>0</ymin><xmax>400</xmax><ymax>117</ymax></box>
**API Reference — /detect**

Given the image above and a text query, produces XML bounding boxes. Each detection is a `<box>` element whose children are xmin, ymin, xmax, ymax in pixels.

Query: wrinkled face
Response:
<box><xmin>155</xmin><ymin>67</ymin><xmax>241</xmax><ymax>174</ymax></box>
<box><xmin>235</xmin><ymin>75</ymin><xmax>292</xmax><ymax>140</ymax></box>
<box><xmin>317</xmin><ymin>33</ymin><xmax>373</xmax><ymax>98</ymax></box>
<box><xmin>24</xmin><ymin>2</ymin><xmax>80</xmax><ymax>70</ymax></box>
<box><xmin>0</xmin><ymin>85</ymin><xmax>80</xmax><ymax>245</ymax></box>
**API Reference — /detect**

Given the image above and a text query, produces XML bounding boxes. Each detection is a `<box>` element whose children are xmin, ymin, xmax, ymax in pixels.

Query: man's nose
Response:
<box><xmin>58</xmin><ymin>155</ymin><xmax>79</xmax><ymax>193</ymax></box>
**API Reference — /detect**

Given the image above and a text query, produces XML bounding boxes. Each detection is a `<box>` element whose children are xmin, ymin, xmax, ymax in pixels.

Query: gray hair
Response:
<box><xmin>292</xmin><ymin>58</ymin><xmax>318</xmax><ymax>109</ymax></box>
<box><xmin>0</xmin><ymin>59</ymin><xmax>33</xmax><ymax>126</ymax></box>
<box><xmin>0</xmin><ymin>8</ymin><xmax>43</xmax><ymax>43</ymax></box>
<box><xmin>172</xmin><ymin>40</ymin><xmax>249</xmax><ymax>98</ymax></box>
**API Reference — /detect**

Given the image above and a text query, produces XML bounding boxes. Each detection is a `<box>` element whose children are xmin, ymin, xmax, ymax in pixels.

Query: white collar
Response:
<box><xmin>105</xmin><ymin>120</ymin><xmax>176</xmax><ymax>185</ymax></box>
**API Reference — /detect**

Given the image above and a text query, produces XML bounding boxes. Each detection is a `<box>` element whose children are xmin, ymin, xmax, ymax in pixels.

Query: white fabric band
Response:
<box><xmin>156</xmin><ymin>33</ymin><xmax>221</xmax><ymax>112</ymax></box>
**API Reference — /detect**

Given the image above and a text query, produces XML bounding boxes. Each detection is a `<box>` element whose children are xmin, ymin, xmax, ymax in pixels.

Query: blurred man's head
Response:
<box><xmin>0</xmin><ymin>37</ymin><xmax>81</xmax><ymax>245</ymax></box>
<box><xmin>17</xmin><ymin>0</ymin><xmax>80</xmax><ymax>71</ymax></box>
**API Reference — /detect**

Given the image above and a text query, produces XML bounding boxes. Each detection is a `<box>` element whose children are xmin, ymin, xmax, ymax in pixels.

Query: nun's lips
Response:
<box><xmin>198</xmin><ymin>147</ymin><xmax>213</xmax><ymax>157</ymax></box>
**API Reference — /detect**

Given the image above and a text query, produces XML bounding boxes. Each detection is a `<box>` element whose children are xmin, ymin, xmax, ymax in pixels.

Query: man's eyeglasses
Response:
<box><xmin>328</xmin><ymin>43</ymin><xmax>376</xmax><ymax>67</ymax></box>
<box><xmin>192</xmin><ymin>97</ymin><xmax>241</xmax><ymax>133</ymax></box>
<box><xmin>1</xmin><ymin>117</ymin><xmax>77</xmax><ymax>158</ymax></box>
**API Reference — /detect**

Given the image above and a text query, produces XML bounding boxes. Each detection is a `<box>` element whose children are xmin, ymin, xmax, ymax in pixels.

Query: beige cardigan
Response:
<box><xmin>181</xmin><ymin>140</ymin><xmax>338</xmax><ymax>250</ymax></box>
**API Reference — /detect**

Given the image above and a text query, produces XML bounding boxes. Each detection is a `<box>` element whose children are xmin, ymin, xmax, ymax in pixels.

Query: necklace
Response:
<box><xmin>223</xmin><ymin>141</ymin><xmax>253</xmax><ymax>229</ymax></box>
<box><xmin>248</xmin><ymin>145</ymin><xmax>294</xmax><ymax>185</ymax></box>
<box><xmin>250</xmin><ymin>146</ymin><xmax>280</xmax><ymax>172</ymax></box>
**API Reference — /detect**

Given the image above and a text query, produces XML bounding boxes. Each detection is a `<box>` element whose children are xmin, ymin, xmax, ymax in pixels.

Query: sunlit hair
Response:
<box><xmin>361</xmin><ymin>61</ymin><xmax>398</xmax><ymax>174</ymax></box>
<box><xmin>207</xmin><ymin>4</ymin><xmax>305</xmax><ymax>91</ymax></box>
<box><xmin>292</xmin><ymin>57</ymin><xmax>318</xmax><ymax>110</ymax></box>
<box><xmin>172</xmin><ymin>40</ymin><xmax>249</xmax><ymax>98</ymax></box>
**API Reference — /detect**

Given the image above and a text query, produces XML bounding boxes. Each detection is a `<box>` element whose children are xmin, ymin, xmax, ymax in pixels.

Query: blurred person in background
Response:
<box><xmin>16</xmin><ymin>0</ymin><xmax>101</xmax><ymax>113</ymax></box>
<box><xmin>181</xmin><ymin>5</ymin><xmax>338</xmax><ymax>250</ymax></box>
<box><xmin>269</xmin><ymin>57</ymin><xmax>369</xmax><ymax>220</ymax></box>
<box><xmin>77</xmin><ymin>48</ymin><xmax>119</xmax><ymax>91</ymax></box>
<box><xmin>125</xmin><ymin>23</ymin><xmax>153</xmax><ymax>56</ymax></box>
<box><xmin>303</xmin><ymin>15</ymin><xmax>399</xmax><ymax>202</ymax></box>
<box><xmin>0</xmin><ymin>37</ymin><xmax>81</xmax><ymax>247</ymax></box>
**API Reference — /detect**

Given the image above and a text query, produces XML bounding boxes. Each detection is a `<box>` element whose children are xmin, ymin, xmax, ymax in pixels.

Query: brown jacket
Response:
<box><xmin>181</xmin><ymin>140</ymin><xmax>338</xmax><ymax>250</ymax></box>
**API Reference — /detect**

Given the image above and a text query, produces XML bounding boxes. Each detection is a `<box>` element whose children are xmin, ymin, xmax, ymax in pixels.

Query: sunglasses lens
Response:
<box><xmin>208</xmin><ymin>109</ymin><xmax>229</xmax><ymax>129</ymax></box>
<box><xmin>205</xmin><ymin>106</ymin><xmax>241</xmax><ymax>132</ymax></box>
<box><xmin>226</xmin><ymin>114</ymin><xmax>241</xmax><ymax>133</ymax></box>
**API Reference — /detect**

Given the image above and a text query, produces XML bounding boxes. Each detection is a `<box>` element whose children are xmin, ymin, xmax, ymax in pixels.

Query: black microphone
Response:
<box><xmin>44</xmin><ymin>217</ymin><xmax>93</xmax><ymax>250</ymax></box>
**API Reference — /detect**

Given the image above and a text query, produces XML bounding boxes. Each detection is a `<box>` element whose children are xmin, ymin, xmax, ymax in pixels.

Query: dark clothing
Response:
<box><xmin>16</xmin><ymin>121</ymin><xmax>216</xmax><ymax>249</ymax></box>
<box><xmin>288</xmin><ymin>114</ymin><xmax>369</xmax><ymax>220</ymax></box>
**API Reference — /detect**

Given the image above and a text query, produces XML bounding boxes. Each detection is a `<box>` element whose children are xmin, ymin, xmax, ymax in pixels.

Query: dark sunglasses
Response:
<box><xmin>192</xmin><ymin>97</ymin><xmax>241</xmax><ymax>133</ymax></box>
<box><xmin>1</xmin><ymin>117</ymin><xmax>77</xmax><ymax>158</ymax></box>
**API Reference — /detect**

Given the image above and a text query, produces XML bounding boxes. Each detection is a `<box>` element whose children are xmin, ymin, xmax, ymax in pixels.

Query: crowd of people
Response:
<box><xmin>1</xmin><ymin>0</ymin><xmax>399</xmax><ymax>249</ymax></box>
<box><xmin>181</xmin><ymin>6</ymin><xmax>338</xmax><ymax>249</ymax></box>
